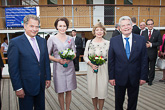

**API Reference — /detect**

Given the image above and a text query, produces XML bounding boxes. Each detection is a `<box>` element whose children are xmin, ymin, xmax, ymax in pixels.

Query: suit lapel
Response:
<box><xmin>119</xmin><ymin>35</ymin><xmax>128</xmax><ymax>59</ymax></box>
<box><xmin>129</xmin><ymin>34</ymin><xmax>136</xmax><ymax>60</ymax></box>
<box><xmin>75</xmin><ymin>36</ymin><xmax>78</xmax><ymax>44</ymax></box>
<box><xmin>145</xmin><ymin>29</ymin><xmax>149</xmax><ymax>41</ymax></box>
<box><xmin>150</xmin><ymin>29</ymin><xmax>155</xmax><ymax>41</ymax></box>
<box><xmin>21</xmin><ymin>34</ymin><xmax>39</xmax><ymax>62</ymax></box>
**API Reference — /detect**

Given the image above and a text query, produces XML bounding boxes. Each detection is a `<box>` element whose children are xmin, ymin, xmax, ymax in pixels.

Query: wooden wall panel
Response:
<box><xmin>0</xmin><ymin>8</ymin><xmax>5</xmax><ymax>29</ymax></box>
<box><xmin>160</xmin><ymin>7</ymin><xmax>165</xmax><ymax>27</ymax></box>
<box><xmin>39</xmin><ymin>0</ymin><xmax>47</xmax><ymax>5</ymax></box>
<box><xmin>40</xmin><ymin>5</ymin><xmax>93</xmax><ymax>28</ymax></box>
<box><xmin>116</xmin><ymin>7</ymin><xmax>138</xmax><ymax>24</ymax></box>
<box><xmin>162</xmin><ymin>0</ymin><xmax>165</xmax><ymax>5</ymax></box>
<box><xmin>40</xmin><ymin>7</ymin><xmax>64</xmax><ymax>28</ymax></box>
<box><xmin>116</xmin><ymin>0</ymin><xmax>123</xmax><ymax>5</ymax></box>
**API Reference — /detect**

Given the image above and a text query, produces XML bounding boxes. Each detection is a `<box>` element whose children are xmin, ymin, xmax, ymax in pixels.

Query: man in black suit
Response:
<box><xmin>109</xmin><ymin>16</ymin><xmax>148</xmax><ymax>110</ymax></box>
<box><xmin>131</xmin><ymin>17</ymin><xmax>140</xmax><ymax>35</ymax></box>
<box><xmin>112</xmin><ymin>23</ymin><xmax>120</xmax><ymax>37</ymax></box>
<box><xmin>72</xmin><ymin>29</ymin><xmax>83</xmax><ymax>71</ymax></box>
<box><xmin>81</xmin><ymin>32</ymin><xmax>88</xmax><ymax>61</ymax></box>
<box><xmin>142</xmin><ymin>19</ymin><xmax>162</xmax><ymax>85</ymax></box>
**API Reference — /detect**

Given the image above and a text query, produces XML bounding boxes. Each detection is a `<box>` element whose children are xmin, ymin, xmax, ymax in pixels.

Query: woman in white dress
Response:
<box><xmin>83</xmin><ymin>22</ymin><xmax>109</xmax><ymax>110</ymax></box>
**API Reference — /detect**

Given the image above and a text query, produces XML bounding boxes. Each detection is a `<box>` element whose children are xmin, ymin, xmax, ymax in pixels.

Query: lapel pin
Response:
<box><xmin>134</xmin><ymin>41</ymin><xmax>136</xmax><ymax>43</ymax></box>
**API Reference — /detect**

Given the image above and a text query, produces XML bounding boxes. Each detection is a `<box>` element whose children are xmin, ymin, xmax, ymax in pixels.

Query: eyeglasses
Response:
<box><xmin>147</xmin><ymin>24</ymin><xmax>153</xmax><ymax>26</ymax></box>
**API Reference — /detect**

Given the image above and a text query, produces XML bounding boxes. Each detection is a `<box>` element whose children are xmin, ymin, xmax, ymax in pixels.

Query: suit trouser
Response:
<box><xmin>148</xmin><ymin>58</ymin><xmax>156</xmax><ymax>82</ymax></box>
<box><xmin>0</xmin><ymin>79</ymin><xmax>1</xmax><ymax>110</ymax></box>
<box><xmin>115</xmin><ymin>81</ymin><xmax>139</xmax><ymax>110</ymax></box>
<box><xmin>19</xmin><ymin>89</ymin><xmax>45</xmax><ymax>110</ymax></box>
<box><xmin>73</xmin><ymin>56</ymin><xmax>79</xmax><ymax>71</ymax></box>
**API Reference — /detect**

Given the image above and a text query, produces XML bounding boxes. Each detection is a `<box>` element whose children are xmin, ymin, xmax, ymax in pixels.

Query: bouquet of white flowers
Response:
<box><xmin>58</xmin><ymin>48</ymin><xmax>75</xmax><ymax>67</ymax></box>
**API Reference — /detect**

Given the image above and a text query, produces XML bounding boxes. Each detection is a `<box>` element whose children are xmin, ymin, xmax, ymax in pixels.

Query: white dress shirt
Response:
<box><xmin>122</xmin><ymin>33</ymin><xmax>132</xmax><ymax>52</ymax></box>
<box><xmin>148</xmin><ymin>29</ymin><xmax>153</xmax><ymax>36</ymax></box>
<box><xmin>73</xmin><ymin>36</ymin><xmax>77</xmax><ymax>47</ymax></box>
<box><xmin>147</xmin><ymin>29</ymin><xmax>153</xmax><ymax>47</ymax></box>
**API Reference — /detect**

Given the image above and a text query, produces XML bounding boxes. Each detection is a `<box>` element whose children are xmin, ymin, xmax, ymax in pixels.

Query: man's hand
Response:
<box><xmin>146</xmin><ymin>41</ymin><xmax>151</xmax><ymax>48</ymax></box>
<box><xmin>45</xmin><ymin>80</ymin><xmax>51</xmax><ymax>88</ymax></box>
<box><xmin>16</xmin><ymin>89</ymin><xmax>25</xmax><ymax>98</ymax></box>
<box><xmin>140</xmin><ymin>80</ymin><xmax>146</xmax><ymax>86</ymax></box>
<box><xmin>109</xmin><ymin>80</ymin><xmax>116</xmax><ymax>86</ymax></box>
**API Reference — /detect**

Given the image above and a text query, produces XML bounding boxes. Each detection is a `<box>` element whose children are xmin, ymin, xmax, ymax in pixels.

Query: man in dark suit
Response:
<box><xmin>142</xmin><ymin>19</ymin><xmax>162</xmax><ymax>86</ymax></box>
<box><xmin>0</xmin><ymin>54</ymin><xmax>4</xmax><ymax>110</ymax></box>
<box><xmin>108</xmin><ymin>16</ymin><xmax>148</xmax><ymax>110</ymax></box>
<box><xmin>81</xmin><ymin>32</ymin><xmax>88</xmax><ymax>61</ymax></box>
<box><xmin>131</xmin><ymin>17</ymin><xmax>141</xmax><ymax>35</ymax></box>
<box><xmin>72</xmin><ymin>29</ymin><xmax>83</xmax><ymax>71</ymax></box>
<box><xmin>112</xmin><ymin>23</ymin><xmax>120</xmax><ymax>37</ymax></box>
<box><xmin>8</xmin><ymin>15</ymin><xmax>51</xmax><ymax>110</ymax></box>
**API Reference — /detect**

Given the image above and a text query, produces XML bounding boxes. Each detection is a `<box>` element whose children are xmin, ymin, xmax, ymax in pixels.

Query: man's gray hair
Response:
<box><xmin>119</xmin><ymin>16</ymin><xmax>132</xmax><ymax>27</ymax></box>
<box><xmin>23</xmin><ymin>14</ymin><xmax>40</xmax><ymax>25</ymax></box>
<box><xmin>115</xmin><ymin>23</ymin><xmax>119</xmax><ymax>28</ymax></box>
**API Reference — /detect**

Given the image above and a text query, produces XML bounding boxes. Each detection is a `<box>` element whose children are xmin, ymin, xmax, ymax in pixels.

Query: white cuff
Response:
<box><xmin>16</xmin><ymin>88</ymin><xmax>22</xmax><ymax>91</ymax></box>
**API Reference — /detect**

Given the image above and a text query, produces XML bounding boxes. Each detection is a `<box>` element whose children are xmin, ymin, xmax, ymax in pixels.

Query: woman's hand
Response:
<box><xmin>59</xmin><ymin>59</ymin><xmax>66</xmax><ymax>65</ymax></box>
<box><xmin>66</xmin><ymin>60</ymin><xmax>71</xmax><ymax>64</ymax></box>
<box><xmin>91</xmin><ymin>64</ymin><xmax>98</xmax><ymax>71</ymax></box>
<box><xmin>160</xmin><ymin>52</ymin><xmax>165</xmax><ymax>58</ymax></box>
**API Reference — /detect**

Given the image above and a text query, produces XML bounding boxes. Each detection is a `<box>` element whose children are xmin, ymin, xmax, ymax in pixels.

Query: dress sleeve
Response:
<box><xmin>83</xmin><ymin>40</ymin><xmax>90</xmax><ymax>63</ymax></box>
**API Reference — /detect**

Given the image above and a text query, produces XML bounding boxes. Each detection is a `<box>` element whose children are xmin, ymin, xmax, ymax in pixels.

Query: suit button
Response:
<box><xmin>38</xmin><ymin>73</ymin><xmax>41</xmax><ymax>76</ymax></box>
<box><xmin>38</xmin><ymin>63</ymin><xmax>40</xmax><ymax>66</ymax></box>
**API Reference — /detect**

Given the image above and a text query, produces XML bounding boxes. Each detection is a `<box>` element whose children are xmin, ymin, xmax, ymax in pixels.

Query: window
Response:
<box><xmin>124</xmin><ymin>0</ymin><xmax>133</xmax><ymax>5</ymax></box>
<box><xmin>87</xmin><ymin>0</ymin><xmax>93</xmax><ymax>4</ymax></box>
<box><xmin>47</xmin><ymin>0</ymin><xmax>57</xmax><ymax>4</ymax></box>
<box><xmin>104</xmin><ymin>0</ymin><xmax>115</xmax><ymax>25</ymax></box>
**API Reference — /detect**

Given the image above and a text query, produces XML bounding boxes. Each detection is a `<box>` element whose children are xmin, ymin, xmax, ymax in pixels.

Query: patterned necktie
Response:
<box><xmin>124</xmin><ymin>38</ymin><xmax>130</xmax><ymax>59</ymax></box>
<box><xmin>31</xmin><ymin>37</ymin><xmax>40</xmax><ymax>61</ymax></box>
<box><xmin>149</xmin><ymin>30</ymin><xmax>151</xmax><ymax>40</ymax></box>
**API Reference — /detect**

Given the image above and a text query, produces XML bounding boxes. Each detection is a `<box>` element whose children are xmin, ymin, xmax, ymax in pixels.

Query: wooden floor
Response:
<box><xmin>1</xmin><ymin>70</ymin><xmax>165</xmax><ymax>110</ymax></box>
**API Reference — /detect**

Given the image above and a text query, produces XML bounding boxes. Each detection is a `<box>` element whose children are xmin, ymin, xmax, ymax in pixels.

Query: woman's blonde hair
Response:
<box><xmin>92</xmin><ymin>22</ymin><xmax>106</xmax><ymax>36</ymax></box>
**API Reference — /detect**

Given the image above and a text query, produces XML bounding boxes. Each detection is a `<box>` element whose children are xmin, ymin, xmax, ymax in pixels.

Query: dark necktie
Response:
<box><xmin>125</xmin><ymin>38</ymin><xmax>130</xmax><ymax>59</ymax></box>
<box><xmin>149</xmin><ymin>31</ymin><xmax>151</xmax><ymax>40</ymax></box>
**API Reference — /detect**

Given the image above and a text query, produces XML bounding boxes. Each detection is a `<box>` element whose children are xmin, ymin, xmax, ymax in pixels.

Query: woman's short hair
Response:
<box><xmin>54</xmin><ymin>17</ymin><xmax>69</xmax><ymax>30</ymax></box>
<box><xmin>92</xmin><ymin>22</ymin><xmax>106</xmax><ymax>36</ymax></box>
<box><xmin>23</xmin><ymin>14</ymin><xmax>40</xmax><ymax>25</ymax></box>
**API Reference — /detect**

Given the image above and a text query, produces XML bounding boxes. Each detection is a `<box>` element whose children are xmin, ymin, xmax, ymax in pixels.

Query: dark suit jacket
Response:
<box><xmin>132</xmin><ymin>25</ymin><xmax>141</xmax><ymax>35</ymax></box>
<box><xmin>142</xmin><ymin>29</ymin><xmax>162</xmax><ymax>60</ymax></box>
<box><xmin>108</xmin><ymin>34</ymin><xmax>148</xmax><ymax>86</ymax></box>
<box><xmin>112</xmin><ymin>29</ymin><xmax>121</xmax><ymax>37</ymax></box>
<box><xmin>75</xmin><ymin>36</ymin><xmax>83</xmax><ymax>57</ymax></box>
<box><xmin>0</xmin><ymin>54</ymin><xmax>4</xmax><ymax>79</ymax></box>
<box><xmin>8</xmin><ymin>34</ymin><xmax>51</xmax><ymax>96</ymax></box>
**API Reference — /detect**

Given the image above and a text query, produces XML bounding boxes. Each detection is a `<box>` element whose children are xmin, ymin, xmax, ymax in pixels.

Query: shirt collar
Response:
<box><xmin>122</xmin><ymin>33</ymin><xmax>132</xmax><ymax>39</ymax></box>
<box><xmin>148</xmin><ymin>29</ymin><xmax>153</xmax><ymax>33</ymax></box>
<box><xmin>25</xmin><ymin>32</ymin><xmax>36</xmax><ymax>41</ymax></box>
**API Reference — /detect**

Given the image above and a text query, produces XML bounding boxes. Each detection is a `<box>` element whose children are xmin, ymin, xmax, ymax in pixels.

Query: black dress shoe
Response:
<box><xmin>148</xmin><ymin>82</ymin><xmax>152</xmax><ymax>86</ymax></box>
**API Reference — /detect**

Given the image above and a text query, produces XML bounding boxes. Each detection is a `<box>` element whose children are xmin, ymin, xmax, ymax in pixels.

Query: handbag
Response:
<box><xmin>156</xmin><ymin>57</ymin><xmax>165</xmax><ymax>70</ymax></box>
